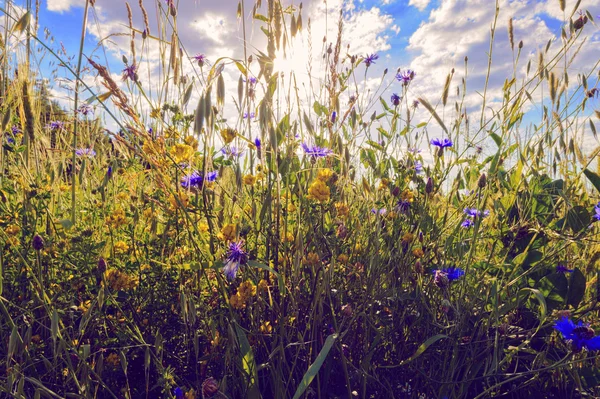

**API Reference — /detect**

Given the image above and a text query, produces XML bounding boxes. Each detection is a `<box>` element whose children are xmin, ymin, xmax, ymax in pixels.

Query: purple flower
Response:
<box><xmin>331</xmin><ymin>111</ymin><xmax>337</xmax><ymax>123</ymax></box>
<box><xmin>243</xmin><ymin>112</ymin><xmax>256</xmax><ymax>119</ymax></box>
<box><xmin>461</xmin><ymin>219</ymin><xmax>474</xmax><ymax>228</ymax></box>
<box><xmin>221</xmin><ymin>146</ymin><xmax>244</xmax><ymax>158</ymax></box>
<box><xmin>554</xmin><ymin>317</ymin><xmax>600</xmax><ymax>352</ymax></box>
<box><xmin>173</xmin><ymin>387</ymin><xmax>184</xmax><ymax>399</ymax></box>
<box><xmin>433</xmin><ymin>267</ymin><xmax>465</xmax><ymax>286</ymax></box>
<box><xmin>464</xmin><ymin>208</ymin><xmax>489</xmax><ymax>218</ymax></box>
<box><xmin>397</xmin><ymin>200</ymin><xmax>411</xmax><ymax>214</ymax></box>
<box><xmin>254</xmin><ymin>137</ymin><xmax>261</xmax><ymax>151</ymax></box>
<box><xmin>371</xmin><ymin>208</ymin><xmax>387</xmax><ymax>216</ymax></box>
<box><xmin>77</xmin><ymin>104</ymin><xmax>93</xmax><ymax>116</ymax></box>
<box><xmin>414</xmin><ymin>161</ymin><xmax>423</xmax><ymax>174</ymax></box>
<box><xmin>430</xmin><ymin>138</ymin><xmax>453</xmax><ymax>148</ymax></box>
<box><xmin>412</xmin><ymin>100</ymin><xmax>420</xmax><ymax>109</ymax></box>
<box><xmin>122</xmin><ymin>64</ymin><xmax>138</xmax><ymax>82</ymax></box>
<box><xmin>193</xmin><ymin>53</ymin><xmax>207</xmax><ymax>66</ymax></box>
<box><xmin>302</xmin><ymin>143</ymin><xmax>333</xmax><ymax>158</ymax></box>
<box><xmin>47</xmin><ymin>121</ymin><xmax>64</xmax><ymax>130</ymax></box>
<box><xmin>556</xmin><ymin>264</ymin><xmax>574</xmax><ymax>273</ymax></box>
<box><xmin>396</xmin><ymin>69</ymin><xmax>416</xmax><ymax>85</ymax></box>
<box><xmin>75</xmin><ymin>148</ymin><xmax>96</xmax><ymax>158</ymax></box>
<box><xmin>107</xmin><ymin>166</ymin><xmax>113</xmax><ymax>178</ymax></box>
<box><xmin>593</xmin><ymin>202</ymin><xmax>600</xmax><ymax>221</ymax></box>
<box><xmin>11</xmin><ymin>125</ymin><xmax>22</xmax><ymax>135</ymax></box>
<box><xmin>181</xmin><ymin>170</ymin><xmax>218</xmax><ymax>189</ymax></box>
<box><xmin>391</xmin><ymin>93</ymin><xmax>401</xmax><ymax>106</ymax></box>
<box><xmin>223</xmin><ymin>241</ymin><xmax>248</xmax><ymax>280</ymax></box>
<box><xmin>364</xmin><ymin>53</ymin><xmax>379</xmax><ymax>67</ymax></box>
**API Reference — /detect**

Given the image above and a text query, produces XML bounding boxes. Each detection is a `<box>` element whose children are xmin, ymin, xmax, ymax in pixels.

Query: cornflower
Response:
<box><xmin>75</xmin><ymin>148</ymin><xmax>96</xmax><ymax>158</ymax></box>
<box><xmin>593</xmin><ymin>202</ymin><xmax>600</xmax><ymax>221</ymax></box>
<box><xmin>396</xmin><ymin>69</ymin><xmax>416</xmax><ymax>85</ymax></box>
<box><xmin>364</xmin><ymin>53</ymin><xmax>379</xmax><ymax>67</ymax></box>
<box><xmin>122</xmin><ymin>64</ymin><xmax>138</xmax><ymax>82</ymax></box>
<box><xmin>554</xmin><ymin>317</ymin><xmax>600</xmax><ymax>351</ymax></box>
<box><xmin>391</xmin><ymin>93</ymin><xmax>401</xmax><ymax>106</ymax></box>
<box><xmin>302</xmin><ymin>143</ymin><xmax>333</xmax><ymax>158</ymax></box>
<box><xmin>556</xmin><ymin>264</ymin><xmax>574</xmax><ymax>273</ymax></box>
<box><xmin>430</xmin><ymin>138</ymin><xmax>453</xmax><ymax>148</ymax></box>
<box><xmin>223</xmin><ymin>241</ymin><xmax>248</xmax><ymax>280</ymax></box>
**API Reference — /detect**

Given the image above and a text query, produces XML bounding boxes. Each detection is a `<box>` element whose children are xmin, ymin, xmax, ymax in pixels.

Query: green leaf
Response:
<box><xmin>567</xmin><ymin>268</ymin><xmax>586</xmax><ymax>308</ymax></box>
<box><xmin>379</xmin><ymin>334</ymin><xmax>448</xmax><ymax>369</ymax></box>
<box><xmin>566</xmin><ymin>205</ymin><xmax>590</xmax><ymax>233</ymax></box>
<box><xmin>584</xmin><ymin>169</ymin><xmax>600</xmax><ymax>194</ymax></box>
<box><xmin>490</xmin><ymin>132</ymin><xmax>502</xmax><ymax>148</ymax></box>
<box><xmin>537</xmin><ymin>273</ymin><xmax>568</xmax><ymax>305</ymax></box>
<box><xmin>518</xmin><ymin>288</ymin><xmax>547</xmax><ymax>321</ymax></box>
<box><xmin>234</xmin><ymin>323</ymin><xmax>261</xmax><ymax>399</ymax></box>
<box><xmin>292</xmin><ymin>333</ymin><xmax>338</xmax><ymax>399</ymax></box>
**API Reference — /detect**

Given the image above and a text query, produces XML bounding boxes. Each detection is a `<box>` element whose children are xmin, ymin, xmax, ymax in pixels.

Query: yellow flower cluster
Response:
<box><xmin>335</xmin><ymin>202</ymin><xmax>349</xmax><ymax>218</ymax></box>
<box><xmin>218</xmin><ymin>224</ymin><xmax>236</xmax><ymax>241</ymax></box>
<box><xmin>379</xmin><ymin>178</ymin><xmax>390</xmax><ymax>190</ymax></box>
<box><xmin>401</xmin><ymin>189</ymin><xmax>415</xmax><ymax>203</ymax></box>
<box><xmin>5</xmin><ymin>224</ymin><xmax>20</xmax><ymax>236</ymax></box>
<box><xmin>170</xmin><ymin>143</ymin><xmax>194</xmax><ymax>164</ymax></box>
<box><xmin>220</xmin><ymin>128</ymin><xmax>237</xmax><ymax>144</ymax></box>
<box><xmin>402</xmin><ymin>232</ymin><xmax>414</xmax><ymax>243</ymax></box>
<box><xmin>412</xmin><ymin>248</ymin><xmax>424</xmax><ymax>258</ymax></box>
<box><xmin>230</xmin><ymin>280</ymin><xmax>257</xmax><ymax>310</ymax></box>
<box><xmin>113</xmin><ymin>241</ymin><xmax>130</xmax><ymax>254</ymax></box>
<box><xmin>260</xmin><ymin>321</ymin><xmax>273</xmax><ymax>334</ymax></box>
<box><xmin>317</xmin><ymin>168</ymin><xmax>334</xmax><ymax>182</ymax></box>
<box><xmin>105</xmin><ymin>208</ymin><xmax>127</xmax><ymax>229</ymax></box>
<box><xmin>105</xmin><ymin>269</ymin><xmax>139</xmax><ymax>291</ymax></box>
<box><xmin>243</xmin><ymin>174</ymin><xmax>257</xmax><ymax>186</ymax></box>
<box><xmin>184</xmin><ymin>135</ymin><xmax>198</xmax><ymax>149</ymax></box>
<box><xmin>304</xmin><ymin>252</ymin><xmax>320</xmax><ymax>266</ymax></box>
<box><xmin>307</xmin><ymin>179</ymin><xmax>330</xmax><ymax>202</ymax></box>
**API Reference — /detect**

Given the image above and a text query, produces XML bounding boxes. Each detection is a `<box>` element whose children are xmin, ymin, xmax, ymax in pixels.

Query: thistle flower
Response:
<box><xmin>593</xmin><ymin>202</ymin><xmax>600</xmax><ymax>221</ymax></box>
<box><xmin>75</xmin><ymin>148</ymin><xmax>96</xmax><ymax>158</ymax></box>
<box><xmin>32</xmin><ymin>234</ymin><xmax>44</xmax><ymax>251</ymax></box>
<box><xmin>364</xmin><ymin>53</ymin><xmax>379</xmax><ymax>67</ymax></box>
<box><xmin>430</xmin><ymin>138</ymin><xmax>453</xmax><ymax>148</ymax></box>
<box><xmin>391</xmin><ymin>93</ymin><xmax>401</xmax><ymax>106</ymax></box>
<box><xmin>556</xmin><ymin>264</ymin><xmax>574</xmax><ymax>273</ymax></box>
<box><xmin>302</xmin><ymin>143</ymin><xmax>333</xmax><ymax>158</ymax></box>
<box><xmin>122</xmin><ymin>64</ymin><xmax>138</xmax><ymax>82</ymax></box>
<box><xmin>396</xmin><ymin>69</ymin><xmax>416</xmax><ymax>85</ymax></box>
<box><xmin>554</xmin><ymin>317</ymin><xmax>600</xmax><ymax>351</ymax></box>
<box><xmin>223</xmin><ymin>241</ymin><xmax>248</xmax><ymax>280</ymax></box>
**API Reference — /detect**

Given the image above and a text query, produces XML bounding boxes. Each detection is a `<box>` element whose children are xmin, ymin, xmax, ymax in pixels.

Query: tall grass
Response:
<box><xmin>1</xmin><ymin>1</ymin><xmax>600</xmax><ymax>398</ymax></box>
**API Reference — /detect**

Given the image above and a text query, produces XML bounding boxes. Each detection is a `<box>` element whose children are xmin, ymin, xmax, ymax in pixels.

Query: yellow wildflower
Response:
<box><xmin>238</xmin><ymin>280</ymin><xmax>257</xmax><ymax>300</ymax></box>
<box><xmin>150</xmin><ymin>107</ymin><xmax>161</xmax><ymax>119</ymax></box>
<box><xmin>198</xmin><ymin>222</ymin><xmax>209</xmax><ymax>233</ymax></box>
<box><xmin>169</xmin><ymin>192</ymin><xmax>189</xmax><ymax>210</ymax></box>
<box><xmin>5</xmin><ymin>225</ymin><xmax>20</xmax><ymax>236</ymax></box>
<box><xmin>260</xmin><ymin>321</ymin><xmax>273</xmax><ymax>334</ymax></box>
<box><xmin>379</xmin><ymin>178</ymin><xmax>390</xmax><ymax>190</ymax></box>
<box><xmin>105</xmin><ymin>269</ymin><xmax>139</xmax><ymax>291</ymax></box>
<box><xmin>337</xmin><ymin>254</ymin><xmax>349</xmax><ymax>265</ymax></box>
<box><xmin>220</xmin><ymin>128</ymin><xmax>237</xmax><ymax>144</ymax></box>
<box><xmin>170</xmin><ymin>143</ymin><xmax>194</xmax><ymax>164</ymax></box>
<box><xmin>317</xmin><ymin>168</ymin><xmax>334</xmax><ymax>182</ymax></box>
<box><xmin>402</xmin><ymin>232</ymin><xmax>414</xmax><ymax>243</ymax></box>
<box><xmin>243</xmin><ymin>174</ymin><xmax>257</xmax><ymax>186</ymax></box>
<box><xmin>184</xmin><ymin>136</ymin><xmax>198</xmax><ymax>149</ymax></box>
<box><xmin>218</xmin><ymin>224</ymin><xmax>236</xmax><ymax>241</ymax></box>
<box><xmin>257</xmin><ymin>279</ymin><xmax>269</xmax><ymax>292</ymax></box>
<box><xmin>307</xmin><ymin>179</ymin><xmax>330</xmax><ymax>202</ymax></box>
<box><xmin>114</xmin><ymin>241</ymin><xmax>130</xmax><ymax>253</ymax></box>
<box><xmin>335</xmin><ymin>202</ymin><xmax>349</xmax><ymax>218</ymax></box>
<box><xmin>401</xmin><ymin>189</ymin><xmax>415</xmax><ymax>203</ymax></box>
<box><xmin>230</xmin><ymin>293</ymin><xmax>245</xmax><ymax>310</ymax></box>
<box><xmin>287</xmin><ymin>203</ymin><xmax>297</xmax><ymax>213</ymax></box>
<box><xmin>304</xmin><ymin>252</ymin><xmax>320</xmax><ymax>266</ymax></box>
<box><xmin>412</xmin><ymin>248</ymin><xmax>424</xmax><ymax>258</ymax></box>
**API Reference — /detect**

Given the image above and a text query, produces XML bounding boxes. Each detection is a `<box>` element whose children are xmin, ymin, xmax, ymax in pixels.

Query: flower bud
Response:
<box><xmin>32</xmin><ymin>234</ymin><xmax>44</xmax><ymax>251</ymax></box>
<box><xmin>478</xmin><ymin>173</ymin><xmax>487</xmax><ymax>188</ymax></box>
<box><xmin>425</xmin><ymin>177</ymin><xmax>434</xmax><ymax>194</ymax></box>
<box><xmin>97</xmin><ymin>257</ymin><xmax>107</xmax><ymax>274</ymax></box>
<box><xmin>336</xmin><ymin>224</ymin><xmax>348</xmax><ymax>239</ymax></box>
<box><xmin>434</xmin><ymin>270</ymin><xmax>449</xmax><ymax>288</ymax></box>
<box><xmin>414</xmin><ymin>260</ymin><xmax>424</xmax><ymax>274</ymax></box>
<box><xmin>341</xmin><ymin>304</ymin><xmax>353</xmax><ymax>317</ymax></box>
<box><xmin>202</xmin><ymin>377</ymin><xmax>219</xmax><ymax>398</ymax></box>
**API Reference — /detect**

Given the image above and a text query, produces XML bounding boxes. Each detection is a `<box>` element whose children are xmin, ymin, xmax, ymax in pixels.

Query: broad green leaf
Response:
<box><xmin>292</xmin><ymin>333</ymin><xmax>338</xmax><ymax>399</ymax></box>
<box><xmin>234</xmin><ymin>323</ymin><xmax>261</xmax><ymax>399</ymax></box>
<box><xmin>584</xmin><ymin>169</ymin><xmax>600</xmax><ymax>194</ymax></box>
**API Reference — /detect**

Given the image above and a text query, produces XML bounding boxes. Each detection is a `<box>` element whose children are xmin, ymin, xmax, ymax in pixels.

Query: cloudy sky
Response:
<box><xmin>3</xmin><ymin>0</ymin><xmax>600</xmax><ymax>152</ymax></box>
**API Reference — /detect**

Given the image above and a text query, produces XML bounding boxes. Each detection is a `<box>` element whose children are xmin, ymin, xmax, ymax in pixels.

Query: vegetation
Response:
<box><xmin>1</xmin><ymin>1</ymin><xmax>600</xmax><ymax>398</ymax></box>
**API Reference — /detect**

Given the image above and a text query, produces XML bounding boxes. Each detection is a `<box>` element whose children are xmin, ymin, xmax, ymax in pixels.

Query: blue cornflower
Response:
<box><xmin>331</xmin><ymin>111</ymin><xmax>337</xmax><ymax>123</ymax></box>
<box><xmin>122</xmin><ymin>64</ymin><xmax>138</xmax><ymax>82</ymax></box>
<box><xmin>461</xmin><ymin>219</ymin><xmax>474</xmax><ymax>228</ymax></box>
<box><xmin>414</xmin><ymin>160</ymin><xmax>423</xmax><ymax>174</ymax></box>
<box><xmin>243</xmin><ymin>111</ymin><xmax>256</xmax><ymax>119</ymax></box>
<box><xmin>430</xmin><ymin>138</ymin><xmax>453</xmax><ymax>148</ymax></box>
<box><xmin>11</xmin><ymin>126</ymin><xmax>22</xmax><ymax>135</ymax></box>
<box><xmin>223</xmin><ymin>241</ymin><xmax>248</xmax><ymax>280</ymax></box>
<box><xmin>47</xmin><ymin>121</ymin><xmax>64</xmax><ymax>130</ymax></box>
<box><xmin>77</xmin><ymin>104</ymin><xmax>93</xmax><ymax>116</ymax></box>
<box><xmin>364</xmin><ymin>53</ymin><xmax>379</xmax><ymax>67</ymax></box>
<box><xmin>397</xmin><ymin>200</ymin><xmax>411</xmax><ymax>214</ymax></box>
<box><xmin>556</xmin><ymin>264</ymin><xmax>574</xmax><ymax>273</ymax></box>
<box><xmin>433</xmin><ymin>267</ymin><xmax>465</xmax><ymax>282</ymax></box>
<box><xmin>302</xmin><ymin>143</ymin><xmax>333</xmax><ymax>158</ymax></box>
<box><xmin>254</xmin><ymin>137</ymin><xmax>261</xmax><ymax>151</ymax></box>
<box><xmin>593</xmin><ymin>202</ymin><xmax>600</xmax><ymax>221</ymax></box>
<box><xmin>181</xmin><ymin>171</ymin><xmax>218</xmax><ymax>189</ymax></box>
<box><xmin>75</xmin><ymin>148</ymin><xmax>96</xmax><ymax>158</ymax></box>
<box><xmin>107</xmin><ymin>166</ymin><xmax>113</xmax><ymax>178</ymax></box>
<box><xmin>193</xmin><ymin>53</ymin><xmax>207</xmax><ymax>66</ymax></box>
<box><xmin>554</xmin><ymin>317</ymin><xmax>600</xmax><ymax>352</ymax></box>
<box><xmin>396</xmin><ymin>69</ymin><xmax>416</xmax><ymax>85</ymax></box>
<box><xmin>222</xmin><ymin>146</ymin><xmax>244</xmax><ymax>158</ymax></box>
<box><xmin>173</xmin><ymin>387</ymin><xmax>184</xmax><ymax>399</ymax></box>
<box><xmin>464</xmin><ymin>208</ymin><xmax>489</xmax><ymax>218</ymax></box>
<box><xmin>391</xmin><ymin>93</ymin><xmax>401</xmax><ymax>106</ymax></box>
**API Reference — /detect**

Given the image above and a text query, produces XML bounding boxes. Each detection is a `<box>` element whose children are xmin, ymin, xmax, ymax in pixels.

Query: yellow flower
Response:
<box><xmin>281</xmin><ymin>232</ymin><xmax>294</xmax><ymax>242</ymax></box>
<box><xmin>354</xmin><ymin>243</ymin><xmax>363</xmax><ymax>253</ymax></box>
<box><xmin>238</xmin><ymin>280</ymin><xmax>257</xmax><ymax>300</ymax></box>
<box><xmin>335</xmin><ymin>202</ymin><xmax>349</xmax><ymax>218</ymax></box>
<box><xmin>412</xmin><ymin>248</ymin><xmax>424</xmax><ymax>258</ymax></box>
<box><xmin>257</xmin><ymin>279</ymin><xmax>269</xmax><ymax>292</ymax></box>
<box><xmin>379</xmin><ymin>178</ymin><xmax>390</xmax><ymax>190</ymax></box>
<box><xmin>150</xmin><ymin>107</ymin><xmax>161</xmax><ymax>119</ymax></box>
<box><xmin>220</xmin><ymin>128</ymin><xmax>237</xmax><ymax>144</ymax></box>
<box><xmin>105</xmin><ymin>208</ymin><xmax>127</xmax><ymax>229</ymax></box>
<box><xmin>243</xmin><ymin>174</ymin><xmax>257</xmax><ymax>186</ymax></box>
<box><xmin>184</xmin><ymin>135</ymin><xmax>199</xmax><ymax>149</ymax></box>
<box><xmin>198</xmin><ymin>222</ymin><xmax>209</xmax><ymax>233</ymax></box>
<box><xmin>169</xmin><ymin>192</ymin><xmax>189</xmax><ymax>210</ymax></box>
<box><xmin>260</xmin><ymin>321</ymin><xmax>273</xmax><ymax>334</ymax></box>
<box><xmin>401</xmin><ymin>189</ymin><xmax>414</xmax><ymax>203</ymax></box>
<box><xmin>114</xmin><ymin>241</ymin><xmax>130</xmax><ymax>253</ymax></box>
<box><xmin>304</xmin><ymin>252</ymin><xmax>320</xmax><ymax>266</ymax></box>
<box><xmin>402</xmin><ymin>232</ymin><xmax>414</xmax><ymax>243</ymax></box>
<box><xmin>105</xmin><ymin>269</ymin><xmax>139</xmax><ymax>291</ymax></box>
<box><xmin>337</xmin><ymin>254</ymin><xmax>349</xmax><ymax>264</ymax></box>
<box><xmin>307</xmin><ymin>179</ymin><xmax>330</xmax><ymax>202</ymax></box>
<box><xmin>287</xmin><ymin>203</ymin><xmax>297</xmax><ymax>213</ymax></box>
<box><xmin>317</xmin><ymin>168</ymin><xmax>334</xmax><ymax>182</ymax></box>
<box><xmin>218</xmin><ymin>224</ymin><xmax>236</xmax><ymax>241</ymax></box>
<box><xmin>230</xmin><ymin>293</ymin><xmax>245</xmax><ymax>309</ymax></box>
<box><xmin>5</xmin><ymin>225</ymin><xmax>20</xmax><ymax>236</ymax></box>
<box><xmin>169</xmin><ymin>143</ymin><xmax>194</xmax><ymax>164</ymax></box>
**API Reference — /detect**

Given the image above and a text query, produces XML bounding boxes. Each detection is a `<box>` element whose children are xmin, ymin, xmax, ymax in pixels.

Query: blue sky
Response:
<box><xmin>2</xmin><ymin>0</ymin><xmax>600</xmax><ymax>152</ymax></box>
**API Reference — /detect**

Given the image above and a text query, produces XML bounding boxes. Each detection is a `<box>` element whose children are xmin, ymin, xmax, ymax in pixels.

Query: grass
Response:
<box><xmin>1</xmin><ymin>0</ymin><xmax>600</xmax><ymax>398</ymax></box>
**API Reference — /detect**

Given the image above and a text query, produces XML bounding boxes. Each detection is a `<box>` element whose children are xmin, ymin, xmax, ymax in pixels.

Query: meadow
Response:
<box><xmin>1</xmin><ymin>0</ymin><xmax>600</xmax><ymax>398</ymax></box>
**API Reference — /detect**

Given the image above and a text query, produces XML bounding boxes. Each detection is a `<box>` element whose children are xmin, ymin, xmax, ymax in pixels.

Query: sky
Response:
<box><xmin>2</xmin><ymin>0</ymin><xmax>600</xmax><ymax>155</ymax></box>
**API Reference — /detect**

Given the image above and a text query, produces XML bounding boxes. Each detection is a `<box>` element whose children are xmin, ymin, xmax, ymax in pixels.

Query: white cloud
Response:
<box><xmin>409</xmin><ymin>0</ymin><xmax>431</xmax><ymax>12</ymax></box>
<box><xmin>46</xmin><ymin>0</ymin><xmax>79</xmax><ymax>13</ymax></box>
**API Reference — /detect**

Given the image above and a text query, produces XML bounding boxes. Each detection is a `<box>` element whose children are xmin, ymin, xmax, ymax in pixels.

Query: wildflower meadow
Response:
<box><xmin>1</xmin><ymin>0</ymin><xmax>600</xmax><ymax>398</ymax></box>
